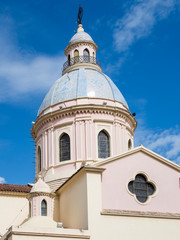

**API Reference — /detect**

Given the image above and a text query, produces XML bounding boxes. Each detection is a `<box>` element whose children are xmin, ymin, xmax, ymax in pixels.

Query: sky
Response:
<box><xmin>0</xmin><ymin>0</ymin><xmax>180</xmax><ymax>185</ymax></box>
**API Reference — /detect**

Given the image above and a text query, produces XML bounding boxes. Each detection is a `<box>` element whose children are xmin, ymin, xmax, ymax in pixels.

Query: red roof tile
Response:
<box><xmin>0</xmin><ymin>184</ymin><xmax>32</xmax><ymax>193</ymax></box>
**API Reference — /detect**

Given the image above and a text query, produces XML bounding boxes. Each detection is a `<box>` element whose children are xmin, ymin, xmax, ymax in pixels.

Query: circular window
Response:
<box><xmin>128</xmin><ymin>174</ymin><xmax>156</xmax><ymax>203</ymax></box>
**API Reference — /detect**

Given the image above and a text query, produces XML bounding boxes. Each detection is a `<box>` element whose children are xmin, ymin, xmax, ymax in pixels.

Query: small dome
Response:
<box><xmin>38</xmin><ymin>68</ymin><xmax>128</xmax><ymax>115</ymax></box>
<box><xmin>69</xmin><ymin>31</ymin><xmax>93</xmax><ymax>44</ymax></box>
<box><xmin>30</xmin><ymin>177</ymin><xmax>51</xmax><ymax>194</ymax></box>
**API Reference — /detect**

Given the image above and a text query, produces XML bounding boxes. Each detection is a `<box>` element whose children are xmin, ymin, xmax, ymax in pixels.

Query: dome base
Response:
<box><xmin>62</xmin><ymin>62</ymin><xmax>101</xmax><ymax>75</ymax></box>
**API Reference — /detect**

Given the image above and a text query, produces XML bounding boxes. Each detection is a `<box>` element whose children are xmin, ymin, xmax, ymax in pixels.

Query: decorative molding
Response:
<box><xmin>5</xmin><ymin>230</ymin><xmax>90</xmax><ymax>239</ymax></box>
<box><xmin>93</xmin><ymin>119</ymin><xmax>113</xmax><ymax>124</ymax></box>
<box><xmin>54</xmin><ymin>121</ymin><xmax>73</xmax><ymax>130</ymax></box>
<box><xmin>101</xmin><ymin>209</ymin><xmax>180</xmax><ymax>219</ymax></box>
<box><xmin>32</xmin><ymin>102</ymin><xmax>137</xmax><ymax>138</ymax></box>
<box><xmin>126</xmin><ymin>171</ymin><xmax>158</xmax><ymax>205</ymax></box>
<box><xmin>62</xmin><ymin>62</ymin><xmax>101</xmax><ymax>75</ymax></box>
<box><xmin>93</xmin><ymin>145</ymin><xmax>180</xmax><ymax>172</ymax></box>
<box><xmin>64</xmin><ymin>40</ymin><xmax>97</xmax><ymax>55</ymax></box>
<box><xmin>0</xmin><ymin>191</ymin><xmax>28</xmax><ymax>197</ymax></box>
<box><xmin>27</xmin><ymin>192</ymin><xmax>55</xmax><ymax>199</ymax></box>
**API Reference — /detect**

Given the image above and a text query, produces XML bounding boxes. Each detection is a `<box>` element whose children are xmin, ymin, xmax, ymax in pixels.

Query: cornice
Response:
<box><xmin>64</xmin><ymin>40</ymin><xmax>98</xmax><ymax>55</ymax></box>
<box><xmin>62</xmin><ymin>63</ymin><xmax>101</xmax><ymax>75</ymax></box>
<box><xmin>0</xmin><ymin>191</ymin><xmax>28</xmax><ymax>197</ymax></box>
<box><xmin>101</xmin><ymin>209</ymin><xmax>180</xmax><ymax>219</ymax></box>
<box><xmin>31</xmin><ymin>103</ymin><xmax>137</xmax><ymax>138</ymax></box>
<box><xmin>93</xmin><ymin>145</ymin><xmax>180</xmax><ymax>172</ymax></box>
<box><xmin>27</xmin><ymin>192</ymin><xmax>55</xmax><ymax>199</ymax></box>
<box><xmin>4</xmin><ymin>230</ymin><xmax>90</xmax><ymax>239</ymax></box>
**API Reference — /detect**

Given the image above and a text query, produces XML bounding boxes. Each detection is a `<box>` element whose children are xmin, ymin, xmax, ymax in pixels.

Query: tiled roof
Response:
<box><xmin>0</xmin><ymin>183</ymin><xmax>32</xmax><ymax>193</ymax></box>
<box><xmin>69</xmin><ymin>31</ymin><xmax>93</xmax><ymax>43</ymax></box>
<box><xmin>38</xmin><ymin>68</ymin><xmax>128</xmax><ymax>115</ymax></box>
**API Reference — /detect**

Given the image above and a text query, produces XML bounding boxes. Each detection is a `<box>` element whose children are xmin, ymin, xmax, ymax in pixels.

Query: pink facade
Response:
<box><xmin>29</xmin><ymin>195</ymin><xmax>53</xmax><ymax>217</ymax></box>
<box><xmin>101</xmin><ymin>149</ymin><xmax>180</xmax><ymax>213</ymax></box>
<box><xmin>33</xmin><ymin>98</ymin><xmax>136</xmax><ymax>182</ymax></box>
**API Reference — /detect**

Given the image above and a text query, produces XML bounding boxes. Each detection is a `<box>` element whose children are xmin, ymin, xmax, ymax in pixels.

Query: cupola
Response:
<box><xmin>28</xmin><ymin>176</ymin><xmax>55</xmax><ymax>218</ymax></box>
<box><xmin>23</xmin><ymin>176</ymin><xmax>57</xmax><ymax>228</ymax></box>
<box><xmin>62</xmin><ymin>24</ymin><xmax>101</xmax><ymax>75</ymax></box>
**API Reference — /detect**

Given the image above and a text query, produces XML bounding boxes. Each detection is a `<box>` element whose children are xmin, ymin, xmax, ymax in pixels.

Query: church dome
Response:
<box><xmin>69</xmin><ymin>31</ymin><xmax>94</xmax><ymax>43</ymax></box>
<box><xmin>38</xmin><ymin>68</ymin><xmax>128</xmax><ymax>115</ymax></box>
<box><xmin>69</xmin><ymin>24</ymin><xmax>94</xmax><ymax>44</ymax></box>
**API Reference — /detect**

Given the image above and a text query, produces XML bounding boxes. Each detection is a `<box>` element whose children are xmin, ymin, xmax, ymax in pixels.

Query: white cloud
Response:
<box><xmin>0</xmin><ymin>177</ymin><xmax>5</xmax><ymax>184</ymax></box>
<box><xmin>113</xmin><ymin>0</ymin><xmax>178</xmax><ymax>52</ymax></box>
<box><xmin>0</xmin><ymin>15</ymin><xmax>65</xmax><ymax>103</ymax></box>
<box><xmin>103</xmin><ymin>55</ymin><xmax>127</xmax><ymax>75</ymax></box>
<box><xmin>135</xmin><ymin>120</ymin><xmax>180</xmax><ymax>164</ymax></box>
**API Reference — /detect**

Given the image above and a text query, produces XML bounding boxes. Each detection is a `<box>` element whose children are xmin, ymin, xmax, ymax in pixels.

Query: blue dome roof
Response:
<box><xmin>38</xmin><ymin>68</ymin><xmax>128</xmax><ymax>115</ymax></box>
<box><xmin>69</xmin><ymin>31</ymin><xmax>93</xmax><ymax>43</ymax></box>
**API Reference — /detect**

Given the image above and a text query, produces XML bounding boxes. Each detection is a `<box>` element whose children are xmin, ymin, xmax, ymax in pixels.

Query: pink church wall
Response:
<box><xmin>54</xmin><ymin>162</ymin><xmax>76</xmax><ymax>175</ymax></box>
<box><xmin>38</xmin><ymin>98</ymin><xmax>127</xmax><ymax>120</ymax></box>
<box><xmin>101</xmin><ymin>151</ymin><xmax>180</xmax><ymax>213</ymax></box>
<box><xmin>30</xmin><ymin>195</ymin><xmax>53</xmax><ymax>217</ymax></box>
<box><xmin>35</xmin><ymin>98</ymin><xmax>135</xmax><ymax>180</ymax></box>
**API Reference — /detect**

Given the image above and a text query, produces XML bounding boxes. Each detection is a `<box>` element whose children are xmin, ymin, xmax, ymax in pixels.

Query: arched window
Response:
<box><xmin>74</xmin><ymin>49</ymin><xmax>79</xmax><ymax>63</ymax></box>
<box><xmin>29</xmin><ymin>202</ymin><xmax>31</xmax><ymax>217</ymax></box>
<box><xmin>128</xmin><ymin>139</ymin><xmax>132</xmax><ymax>150</ymax></box>
<box><xmin>92</xmin><ymin>52</ymin><xmax>95</xmax><ymax>63</ymax></box>
<box><xmin>59</xmin><ymin>133</ymin><xmax>70</xmax><ymax>161</ymax></box>
<box><xmin>83</xmin><ymin>48</ymin><xmax>89</xmax><ymax>62</ymax></box>
<box><xmin>98</xmin><ymin>130</ymin><xmax>110</xmax><ymax>158</ymax></box>
<box><xmin>37</xmin><ymin>146</ymin><xmax>41</xmax><ymax>172</ymax></box>
<box><xmin>41</xmin><ymin>200</ymin><xmax>47</xmax><ymax>216</ymax></box>
<box><xmin>68</xmin><ymin>54</ymin><xmax>70</xmax><ymax>66</ymax></box>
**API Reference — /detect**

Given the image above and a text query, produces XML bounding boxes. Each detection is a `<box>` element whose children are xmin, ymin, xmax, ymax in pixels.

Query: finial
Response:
<box><xmin>77</xmin><ymin>4</ymin><xmax>83</xmax><ymax>25</ymax></box>
<box><xmin>77</xmin><ymin>24</ymin><xmax>84</xmax><ymax>33</ymax></box>
<box><xmin>38</xmin><ymin>173</ymin><xmax>42</xmax><ymax>179</ymax></box>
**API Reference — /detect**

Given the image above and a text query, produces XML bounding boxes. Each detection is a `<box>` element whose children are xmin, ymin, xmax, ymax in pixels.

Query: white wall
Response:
<box><xmin>0</xmin><ymin>194</ymin><xmax>29</xmax><ymax>235</ymax></box>
<box><xmin>59</xmin><ymin>173</ymin><xmax>88</xmax><ymax>230</ymax></box>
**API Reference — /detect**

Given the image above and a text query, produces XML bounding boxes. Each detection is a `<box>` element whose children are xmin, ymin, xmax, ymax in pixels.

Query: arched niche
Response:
<box><xmin>128</xmin><ymin>139</ymin><xmax>132</xmax><ymax>150</ymax></box>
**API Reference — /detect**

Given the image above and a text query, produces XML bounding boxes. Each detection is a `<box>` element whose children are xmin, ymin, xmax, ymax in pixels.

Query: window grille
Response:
<box><xmin>60</xmin><ymin>133</ymin><xmax>70</xmax><ymax>161</ymax></box>
<box><xmin>128</xmin><ymin>174</ymin><xmax>155</xmax><ymax>203</ymax></box>
<box><xmin>74</xmin><ymin>50</ymin><xmax>79</xmax><ymax>63</ymax></box>
<box><xmin>98</xmin><ymin>130</ymin><xmax>110</xmax><ymax>158</ymax></box>
<box><xmin>41</xmin><ymin>200</ymin><xmax>47</xmax><ymax>216</ymax></box>
<box><xmin>83</xmin><ymin>49</ymin><xmax>89</xmax><ymax>62</ymax></box>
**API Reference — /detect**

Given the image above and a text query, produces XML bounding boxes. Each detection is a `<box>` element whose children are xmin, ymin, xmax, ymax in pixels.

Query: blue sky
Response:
<box><xmin>0</xmin><ymin>0</ymin><xmax>180</xmax><ymax>185</ymax></box>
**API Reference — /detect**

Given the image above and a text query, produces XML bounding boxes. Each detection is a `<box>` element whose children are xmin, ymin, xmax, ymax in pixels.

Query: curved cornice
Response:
<box><xmin>27</xmin><ymin>192</ymin><xmax>55</xmax><ymax>199</ymax></box>
<box><xmin>31</xmin><ymin>102</ymin><xmax>137</xmax><ymax>138</ymax></box>
<box><xmin>62</xmin><ymin>63</ymin><xmax>101</xmax><ymax>75</ymax></box>
<box><xmin>64</xmin><ymin>40</ymin><xmax>98</xmax><ymax>55</ymax></box>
